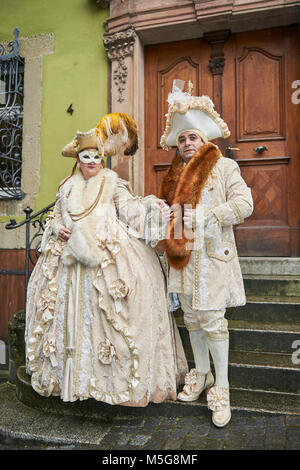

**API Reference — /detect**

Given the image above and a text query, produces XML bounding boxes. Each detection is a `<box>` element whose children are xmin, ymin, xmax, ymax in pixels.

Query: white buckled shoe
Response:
<box><xmin>178</xmin><ymin>369</ymin><xmax>214</xmax><ymax>402</ymax></box>
<box><xmin>207</xmin><ymin>386</ymin><xmax>231</xmax><ymax>427</ymax></box>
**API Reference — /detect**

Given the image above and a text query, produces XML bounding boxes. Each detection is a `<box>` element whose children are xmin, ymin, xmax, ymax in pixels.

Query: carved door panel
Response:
<box><xmin>222</xmin><ymin>25</ymin><xmax>300</xmax><ymax>256</ymax></box>
<box><xmin>144</xmin><ymin>25</ymin><xmax>300</xmax><ymax>256</ymax></box>
<box><xmin>144</xmin><ymin>38</ymin><xmax>211</xmax><ymax>196</ymax></box>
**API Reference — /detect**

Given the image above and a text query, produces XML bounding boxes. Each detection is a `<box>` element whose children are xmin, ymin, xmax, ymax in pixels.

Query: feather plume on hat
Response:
<box><xmin>95</xmin><ymin>112</ymin><xmax>138</xmax><ymax>157</ymax></box>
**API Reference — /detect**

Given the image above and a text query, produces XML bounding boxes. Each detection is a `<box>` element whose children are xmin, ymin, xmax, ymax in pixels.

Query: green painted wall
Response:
<box><xmin>0</xmin><ymin>0</ymin><xmax>108</xmax><ymax>213</ymax></box>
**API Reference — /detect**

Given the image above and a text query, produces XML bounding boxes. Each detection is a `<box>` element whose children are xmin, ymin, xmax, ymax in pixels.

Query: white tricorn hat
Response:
<box><xmin>160</xmin><ymin>79</ymin><xmax>230</xmax><ymax>150</ymax></box>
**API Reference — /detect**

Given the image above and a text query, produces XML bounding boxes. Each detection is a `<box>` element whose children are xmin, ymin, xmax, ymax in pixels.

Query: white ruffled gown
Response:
<box><xmin>25</xmin><ymin>168</ymin><xmax>188</xmax><ymax>406</ymax></box>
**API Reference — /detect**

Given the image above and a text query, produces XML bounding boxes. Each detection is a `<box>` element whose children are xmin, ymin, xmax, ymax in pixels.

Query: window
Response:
<box><xmin>0</xmin><ymin>28</ymin><xmax>24</xmax><ymax>199</ymax></box>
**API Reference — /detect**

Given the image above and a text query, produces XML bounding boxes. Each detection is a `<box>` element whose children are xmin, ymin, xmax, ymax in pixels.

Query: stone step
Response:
<box><xmin>15</xmin><ymin>366</ymin><xmax>300</xmax><ymax>417</ymax></box>
<box><xmin>228</xmin><ymin>351</ymin><xmax>300</xmax><ymax>394</ymax></box>
<box><xmin>177</xmin><ymin>319</ymin><xmax>300</xmax><ymax>355</ymax></box>
<box><xmin>243</xmin><ymin>275</ymin><xmax>300</xmax><ymax>297</ymax></box>
<box><xmin>227</xmin><ymin>297</ymin><xmax>300</xmax><ymax>324</ymax></box>
<box><xmin>182</xmin><ymin>346</ymin><xmax>300</xmax><ymax>394</ymax></box>
<box><xmin>239</xmin><ymin>257</ymin><xmax>300</xmax><ymax>276</ymax></box>
<box><xmin>229</xmin><ymin>350</ymin><xmax>297</xmax><ymax>369</ymax></box>
<box><xmin>228</xmin><ymin>320</ymin><xmax>300</xmax><ymax>354</ymax></box>
<box><xmin>178</xmin><ymin>322</ymin><xmax>300</xmax><ymax>394</ymax></box>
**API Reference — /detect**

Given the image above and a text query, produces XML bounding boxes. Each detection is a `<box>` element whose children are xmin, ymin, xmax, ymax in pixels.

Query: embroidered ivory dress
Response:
<box><xmin>25</xmin><ymin>168</ymin><xmax>188</xmax><ymax>406</ymax></box>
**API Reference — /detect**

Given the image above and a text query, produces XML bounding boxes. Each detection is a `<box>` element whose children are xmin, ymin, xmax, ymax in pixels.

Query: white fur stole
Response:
<box><xmin>59</xmin><ymin>169</ymin><xmax>118</xmax><ymax>268</ymax></box>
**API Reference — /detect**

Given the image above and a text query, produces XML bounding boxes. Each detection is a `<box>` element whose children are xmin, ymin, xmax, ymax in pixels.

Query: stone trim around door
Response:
<box><xmin>103</xmin><ymin>26</ymin><xmax>144</xmax><ymax>194</ymax></box>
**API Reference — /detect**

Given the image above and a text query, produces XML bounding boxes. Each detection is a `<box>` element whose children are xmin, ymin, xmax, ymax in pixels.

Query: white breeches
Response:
<box><xmin>178</xmin><ymin>293</ymin><xmax>228</xmax><ymax>341</ymax></box>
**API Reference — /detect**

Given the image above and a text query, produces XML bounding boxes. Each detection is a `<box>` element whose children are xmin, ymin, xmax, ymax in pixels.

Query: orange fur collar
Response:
<box><xmin>160</xmin><ymin>143</ymin><xmax>222</xmax><ymax>270</ymax></box>
<box><xmin>159</xmin><ymin>152</ymin><xmax>184</xmax><ymax>206</ymax></box>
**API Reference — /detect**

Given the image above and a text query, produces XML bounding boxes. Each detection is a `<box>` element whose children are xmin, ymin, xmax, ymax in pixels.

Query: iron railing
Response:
<box><xmin>4</xmin><ymin>202</ymin><xmax>55</xmax><ymax>308</ymax></box>
<box><xmin>0</xmin><ymin>28</ymin><xmax>24</xmax><ymax>199</ymax></box>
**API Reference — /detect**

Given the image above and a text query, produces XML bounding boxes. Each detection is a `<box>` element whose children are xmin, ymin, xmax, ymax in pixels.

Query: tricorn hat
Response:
<box><xmin>160</xmin><ymin>79</ymin><xmax>230</xmax><ymax>150</ymax></box>
<box><xmin>62</xmin><ymin>128</ymin><xmax>100</xmax><ymax>158</ymax></box>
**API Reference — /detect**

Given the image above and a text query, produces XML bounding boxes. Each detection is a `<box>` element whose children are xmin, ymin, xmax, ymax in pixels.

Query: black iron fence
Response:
<box><xmin>4</xmin><ymin>202</ymin><xmax>55</xmax><ymax>307</ymax></box>
<box><xmin>0</xmin><ymin>202</ymin><xmax>54</xmax><ymax>370</ymax></box>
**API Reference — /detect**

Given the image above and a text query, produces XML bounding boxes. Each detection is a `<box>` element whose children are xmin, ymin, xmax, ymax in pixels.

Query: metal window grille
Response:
<box><xmin>0</xmin><ymin>28</ymin><xmax>24</xmax><ymax>199</ymax></box>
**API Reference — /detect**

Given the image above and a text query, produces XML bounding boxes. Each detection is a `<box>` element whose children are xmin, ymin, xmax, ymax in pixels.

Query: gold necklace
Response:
<box><xmin>69</xmin><ymin>176</ymin><xmax>106</xmax><ymax>222</ymax></box>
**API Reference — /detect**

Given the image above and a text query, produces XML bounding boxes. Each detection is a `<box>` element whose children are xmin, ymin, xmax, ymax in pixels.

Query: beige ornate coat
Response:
<box><xmin>168</xmin><ymin>156</ymin><xmax>253</xmax><ymax>310</ymax></box>
<box><xmin>25</xmin><ymin>168</ymin><xmax>187</xmax><ymax>406</ymax></box>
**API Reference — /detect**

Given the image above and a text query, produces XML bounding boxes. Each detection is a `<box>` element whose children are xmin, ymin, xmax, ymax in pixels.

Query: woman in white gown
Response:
<box><xmin>25</xmin><ymin>113</ymin><xmax>188</xmax><ymax>406</ymax></box>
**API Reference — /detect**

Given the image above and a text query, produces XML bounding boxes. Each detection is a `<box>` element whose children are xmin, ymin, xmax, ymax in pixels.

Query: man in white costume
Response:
<box><xmin>159</xmin><ymin>80</ymin><xmax>253</xmax><ymax>427</ymax></box>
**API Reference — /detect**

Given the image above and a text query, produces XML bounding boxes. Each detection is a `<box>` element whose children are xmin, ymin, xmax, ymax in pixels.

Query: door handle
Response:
<box><xmin>225</xmin><ymin>145</ymin><xmax>240</xmax><ymax>159</ymax></box>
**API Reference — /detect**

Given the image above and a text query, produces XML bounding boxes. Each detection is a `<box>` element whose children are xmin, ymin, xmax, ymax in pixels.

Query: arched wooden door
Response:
<box><xmin>144</xmin><ymin>25</ymin><xmax>300</xmax><ymax>256</ymax></box>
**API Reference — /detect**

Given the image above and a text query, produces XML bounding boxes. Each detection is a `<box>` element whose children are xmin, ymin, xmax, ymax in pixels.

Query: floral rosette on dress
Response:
<box><xmin>98</xmin><ymin>338</ymin><xmax>118</xmax><ymax>365</ymax></box>
<box><xmin>108</xmin><ymin>279</ymin><xmax>129</xmax><ymax>316</ymax></box>
<box><xmin>108</xmin><ymin>279</ymin><xmax>129</xmax><ymax>300</ymax></box>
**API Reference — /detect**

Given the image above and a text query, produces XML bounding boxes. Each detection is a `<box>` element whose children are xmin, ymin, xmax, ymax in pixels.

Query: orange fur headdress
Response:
<box><xmin>95</xmin><ymin>112</ymin><xmax>138</xmax><ymax>157</ymax></box>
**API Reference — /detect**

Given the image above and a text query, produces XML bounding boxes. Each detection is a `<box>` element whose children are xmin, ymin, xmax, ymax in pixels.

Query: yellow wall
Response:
<box><xmin>0</xmin><ymin>0</ymin><xmax>108</xmax><ymax>213</ymax></box>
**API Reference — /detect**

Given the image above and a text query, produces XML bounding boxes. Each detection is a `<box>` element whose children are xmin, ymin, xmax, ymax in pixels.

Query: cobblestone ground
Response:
<box><xmin>0</xmin><ymin>382</ymin><xmax>299</xmax><ymax>451</ymax></box>
<box><xmin>1</xmin><ymin>414</ymin><xmax>299</xmax><ymax>451</ymax></box>
<box><xmin>87</xmin><ymin>415</ymin><xmax>300</xmax><ymax>450</ymax></box>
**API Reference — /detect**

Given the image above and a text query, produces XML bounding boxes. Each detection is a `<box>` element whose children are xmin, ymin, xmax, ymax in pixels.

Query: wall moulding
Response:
<box><xmin>99</xmin><ymin>0</ymin><xmax>300</xmax><ymax>42</ymax></box>
<box><xmin>103</xmin><ymin>26</ymin><xmax>136</xmax><ymax>103</ymax></box>
<box><xmin>103</xmin><ymin>27</ymin><xmax>136</xmax><ymax>105</ymax></box>
<box><xmin>103</xmin><ymin>26</ymin><xmax>136</xmax><ymax>61</ymax></box>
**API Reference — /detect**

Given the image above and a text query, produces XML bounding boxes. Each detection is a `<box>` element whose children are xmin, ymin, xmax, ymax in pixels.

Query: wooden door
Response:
<box><xmin>144</xmin><ymin>25</ymin><xmax>300</xmax><ymax>256</ymax></box>
<box><xmin>0</xmin><ymin>249</ymin><xmax>28</xmax><ymax>367</ymax></box>
<box><xmin>144</xmin><ymin>38</ymin><xmax>212</xmax><ymax>198</ymax></box>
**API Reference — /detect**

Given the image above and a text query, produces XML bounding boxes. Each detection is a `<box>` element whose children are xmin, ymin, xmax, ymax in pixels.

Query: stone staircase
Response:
<box><xmin>175</xmin><ymin>258</ymin><xmax>300</xmax><ymax>415</ymax></box>
<box><xmin>8</xmin><ymin>258</ymin><xmax>300</xmax><ymax>418</ymax></box>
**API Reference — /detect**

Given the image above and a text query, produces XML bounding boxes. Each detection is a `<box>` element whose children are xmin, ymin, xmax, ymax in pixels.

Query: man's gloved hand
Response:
<box><xmin>183</xmin><ymin>207</ymin><xmax>194</xmax><ymax>230</ymax></box>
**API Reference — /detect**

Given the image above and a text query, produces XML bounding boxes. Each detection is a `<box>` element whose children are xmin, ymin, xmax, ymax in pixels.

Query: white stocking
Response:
<box><xmin>206</xmin><ymin>338</ymin><xmax>229</xmax><ymax>388</ymax></box>
<box><xmin>189</xmin><ymin>329</ymin><xmax>211</xmax><ymax>374</ymax></box>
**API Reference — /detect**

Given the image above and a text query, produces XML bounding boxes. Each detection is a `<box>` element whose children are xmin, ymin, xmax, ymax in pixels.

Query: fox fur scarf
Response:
<box><xmin>159</xmin><ymin>142</ymin><xmax>222</xmax><ymax>270</ymax></box>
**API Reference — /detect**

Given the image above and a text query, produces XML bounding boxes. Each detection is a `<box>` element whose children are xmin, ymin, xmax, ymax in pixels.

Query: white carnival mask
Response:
<box><xmin>78</xmin><ymin>149</ymin><xmax>102</xmax><ymax>163</ymax></box>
